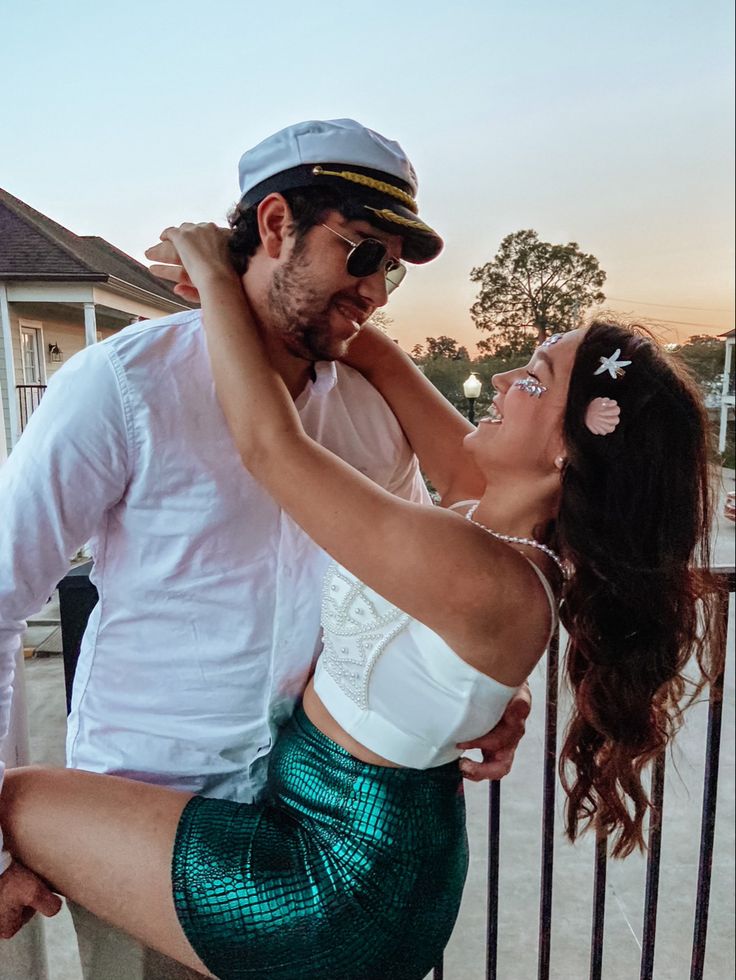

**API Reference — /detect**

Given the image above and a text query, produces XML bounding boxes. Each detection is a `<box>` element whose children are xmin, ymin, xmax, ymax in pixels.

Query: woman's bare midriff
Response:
<box><xmin>301</xmin><ymin>679</ymin><xmax>402</xmax><ymax>768</ymax></box>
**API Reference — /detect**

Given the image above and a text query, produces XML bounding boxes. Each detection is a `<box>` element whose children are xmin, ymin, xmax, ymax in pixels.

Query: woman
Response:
<box><xmin>0</xmin><ymin>223</ymin><xmax>723</xmax><ymax>980</ymax></box>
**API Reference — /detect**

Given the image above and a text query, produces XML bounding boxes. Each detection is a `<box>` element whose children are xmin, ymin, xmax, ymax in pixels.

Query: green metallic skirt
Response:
<box><xmin>172</xmin><ymin>705</ymin><xmax>468</xmax><ymax>980</ymax></box>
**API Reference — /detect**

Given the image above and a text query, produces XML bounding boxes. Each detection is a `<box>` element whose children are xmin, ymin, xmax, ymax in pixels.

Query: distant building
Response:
<box><xmin>0</xmin><ymin>188</ymin><xmax>196</xmax><ymax>458</ymax></box>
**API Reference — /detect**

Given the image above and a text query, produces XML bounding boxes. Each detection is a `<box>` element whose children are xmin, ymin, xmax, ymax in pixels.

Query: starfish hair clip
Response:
<box><xmin>594</xmin><ymin>348</ymin><xmax>632</xmax><ymax>379</ymax></box>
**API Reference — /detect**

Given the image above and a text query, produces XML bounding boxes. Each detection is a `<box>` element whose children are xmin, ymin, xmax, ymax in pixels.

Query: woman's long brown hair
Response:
<box><xmin>556</xmin><ymin>321</ymin><xmax>725</xmax><ymax>857</ymax></box>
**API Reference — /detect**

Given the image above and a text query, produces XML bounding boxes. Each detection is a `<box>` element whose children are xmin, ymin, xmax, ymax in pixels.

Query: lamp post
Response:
<box><xmin>462</xmin><ymin>372</ymin><xmax>482</xmax><ymax>425</ymax></box>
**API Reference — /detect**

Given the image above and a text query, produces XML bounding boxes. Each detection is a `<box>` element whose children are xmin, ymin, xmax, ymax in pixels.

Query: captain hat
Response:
<box><xmin>237</xmin><ymin>118</ymin><xmax>443</xmax><ymax>264</ymax></box>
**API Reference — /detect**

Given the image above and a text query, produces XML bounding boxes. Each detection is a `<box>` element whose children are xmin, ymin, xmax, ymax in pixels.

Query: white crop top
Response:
<box><xmin>313</xmin><ymin>556</ymin><xmax>557</xmax><ymax>770</ymax></box>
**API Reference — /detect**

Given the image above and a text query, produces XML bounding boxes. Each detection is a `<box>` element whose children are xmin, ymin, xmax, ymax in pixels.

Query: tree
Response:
<box><xmin>424</xmin><ymin>335</ymin><xmax>469</xmax><ymax>360</ymax></box>
<box><xmin>476</xmin><ymin>335</ymin><xmax>535</xmax><ymax>364</ymax></box>
<box><xmin>411</xmin><ymin>336</ymin><xmax>472</xmax><ymax>412</ymax></box>
<box><xmin>671</xmin><ymin>335</ymin><xmax>726</xmax><ymax>400</ymax></box>
<box><xmin>470</xmin><ymin>229</ymin><xmax>607</xmax><ymax>351</ymax></box>
<box><xmin>368</xmin><ymin>310</ymin><xmax>394</xmax><ymax>335</ymax></box>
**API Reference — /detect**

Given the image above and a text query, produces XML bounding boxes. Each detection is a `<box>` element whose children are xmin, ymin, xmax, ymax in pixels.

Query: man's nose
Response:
<box><xmin>356</xmin><ymin>269</ymin><xmax>389</xmax><ymax>309</ymax></box>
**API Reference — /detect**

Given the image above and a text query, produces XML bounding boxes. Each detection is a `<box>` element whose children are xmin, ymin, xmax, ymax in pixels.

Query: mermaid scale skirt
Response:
<box><xmin>172</xmin><ymin>706</ymin><xmax>468</xmax><ymax>980</ymax></box>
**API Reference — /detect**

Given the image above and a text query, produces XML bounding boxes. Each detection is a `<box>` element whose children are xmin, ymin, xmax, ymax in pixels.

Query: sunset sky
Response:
<box><xmin>2</xmin><ymin>0</ymin><xmax>733</xmax><ymax>352</ymax></box>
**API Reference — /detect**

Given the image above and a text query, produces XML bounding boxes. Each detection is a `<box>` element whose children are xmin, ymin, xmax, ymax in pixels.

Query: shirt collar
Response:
<box><xmin>310</xmin><ymin>360</ymin><xmax>338</xmax><ymax>396</ymax></box>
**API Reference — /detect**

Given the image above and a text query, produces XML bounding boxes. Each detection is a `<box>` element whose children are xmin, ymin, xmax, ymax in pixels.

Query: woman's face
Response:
<box><xmin>464</xmin><ymin>329</ymin><xmax>585</xmax><ymax>479</ymax></box>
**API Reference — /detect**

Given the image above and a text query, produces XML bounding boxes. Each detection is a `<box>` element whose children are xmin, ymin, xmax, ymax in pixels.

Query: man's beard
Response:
<box><xmin>267</xmin><ymin>247</ymin><xmax>363</xmax><ymax>362</ymax></box>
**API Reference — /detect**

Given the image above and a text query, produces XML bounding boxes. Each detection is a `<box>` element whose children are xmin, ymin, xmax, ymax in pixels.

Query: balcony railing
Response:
<box><xmin>55</xmin><ymin>565</ymin><xmax>734</xmax><ymax>980</ymax></box>
<box><xmin>17</xmin><ymin>384</ymin><xmax>47</xmax><ymax>431</ymax></box>
<box><xmin>431</xmin><ymin>565</ymin><xmax>734</xmax><ymax>980</ymax></box>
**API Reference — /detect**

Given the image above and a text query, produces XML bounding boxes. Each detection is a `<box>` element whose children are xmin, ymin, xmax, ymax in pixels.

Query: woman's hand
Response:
<box><xmin>0</xmin><ymin>861</ymin><xmax>61</xmax><ymax>939</ymax></box>
<box><xmin>145</xmin><ymin>223</ymin><xmax>238</xmax><ymax>304</ymax></box>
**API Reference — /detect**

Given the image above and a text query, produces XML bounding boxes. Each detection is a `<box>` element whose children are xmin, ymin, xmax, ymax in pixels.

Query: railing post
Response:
<box><xmin>640</xmin><ymin>752</ymin><xmax>666</xmax><ymax>979</ymax></box>
<box><xmin>690</xmin><ymin>579</ymin><xmax>731</xmax><ymax>979</ymax></box>
<box><xmin>589</xmin><ymin>829</ymin><xmax>608</xmax><ymax>980</ymax></box>
<box><xmin>538</xmin><ymin>627</ymin><xmax>560</xmax><ymax>980</ymax></box>
<box><xmin>1</xmin><ymin>646</ymin><xmax>50</xmax><ymax>980</ymax></box>
<box><xmin>486</xmin><ymin>780</ymin><xmax>501</xmax><ymax>980</ymax></box>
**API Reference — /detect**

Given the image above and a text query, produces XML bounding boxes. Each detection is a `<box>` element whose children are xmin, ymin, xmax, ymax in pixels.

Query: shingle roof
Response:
<box><xmin>0</xmin><ymin>188</ymin><xmax>194</xmax><ymax>307</ymax></box>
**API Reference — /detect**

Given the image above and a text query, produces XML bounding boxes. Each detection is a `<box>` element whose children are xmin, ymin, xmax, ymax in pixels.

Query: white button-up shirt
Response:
<box><xmin>0</xmin><ymin>309</ymin><xmax>429</xmax><ymax>861</ymax></box>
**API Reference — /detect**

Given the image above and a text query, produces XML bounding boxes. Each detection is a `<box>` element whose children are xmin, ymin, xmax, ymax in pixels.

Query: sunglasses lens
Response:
<box><xmin>385</xmin><ymin>263</ymin><xmax>407</xmax><ymax>295</ymax></box>
<box><xmin>346</xmin><ymin>239</ymin><xmax>388</xmax><ymax>278</ymax></box>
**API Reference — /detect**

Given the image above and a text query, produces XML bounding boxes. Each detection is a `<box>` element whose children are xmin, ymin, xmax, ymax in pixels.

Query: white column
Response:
<box><xmin>83</xmin><ymin>302</ymin><xmax>98</xmax><ymax>347</ymax></box>
<box><xmin>0</xmin><ymin>284</ymin><xmax>20</xmax><ymax>448</ymax></box>
<box><xmin>718</xmin><ymin>339</ymin><xmax>733</xmax><ymax>454</ymax></box>
<box><xmin>0</xmin><ymin>380</ymin><xmax>8</xmax><ymax>463</ymax></box>
<box><xmin>1</xmin><ymin>646</ymin><xmax>50</xmax><ymax>979</ymax></box>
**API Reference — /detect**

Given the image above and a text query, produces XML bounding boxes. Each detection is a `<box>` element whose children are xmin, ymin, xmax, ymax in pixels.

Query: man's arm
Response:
<box><xmin>457</xmin><ymin>683</ymin><xmax>532</xmax><ymax>781</ymax></box>
<box><xmin>0</xmin><ymin>343</ymin><xmax>130</xmax><ymax>866</ymax></box>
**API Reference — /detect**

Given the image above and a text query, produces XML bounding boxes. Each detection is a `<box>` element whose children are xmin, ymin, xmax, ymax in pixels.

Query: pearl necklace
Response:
<box><xmin>465</xmin><ymin>503</ymin><xmax>567</xmax><ymax>578</ymax></box>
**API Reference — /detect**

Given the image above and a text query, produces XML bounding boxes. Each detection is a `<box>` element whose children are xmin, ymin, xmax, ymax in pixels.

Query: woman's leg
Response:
<box><xmin>1</xmin><ymin>766</ymin><xmax>213</xmax><ymax>977</ymax></box>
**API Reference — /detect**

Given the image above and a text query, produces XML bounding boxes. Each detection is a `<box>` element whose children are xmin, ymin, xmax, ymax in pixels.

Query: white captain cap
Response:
<box><xmin>237</xmin><ymin>118</ymin><xmax>443</xmax><ymax>264</ymax></box>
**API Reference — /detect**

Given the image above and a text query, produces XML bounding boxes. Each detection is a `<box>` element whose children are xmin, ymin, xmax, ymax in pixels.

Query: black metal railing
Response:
<box><xmin>430</xmin><ymin>565</ymin><xmax>734</xmax><ymax>980</ymax></box>
<box><xmin>16</xmin><ymin>384</ymin><xmax>46</xmax><ymax>431</ymax></box>
<box><xmin>54</xmin><ymin>564</ymin><xmax>734</xmax><ymax>979</ymax></box>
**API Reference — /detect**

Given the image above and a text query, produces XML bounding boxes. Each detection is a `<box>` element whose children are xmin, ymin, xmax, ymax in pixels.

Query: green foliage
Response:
<box><xmin>470</xmin><ymin>229</ymin><xmax>606</xmax><ymax>352</ymax></box>
<box><xmin>368</xmin><ymin>310</ymin><xmax>394</xmax><ymax>335</ymax></box>
<box><xmin>412</xmin><ymin>335</ymin><xmax>468</xmax><ymax>360</ymax></box>
<box><xmin>671</xmin><ymin>335</ymin><xmax>727</xmax><ymax>399</ymax></box>
<box><xmin>670</xmin><ymin>335</ymin><xmax>733</xmax><ymax>466</ymax></box>
<box><xmin>413</xmin><ymin>335</ymin><xmax>531</xmax><ymax>419</ymax></box>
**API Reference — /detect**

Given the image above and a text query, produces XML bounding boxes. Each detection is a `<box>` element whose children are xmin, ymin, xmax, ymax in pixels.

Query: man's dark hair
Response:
<box><xmin>227</xmin><ymin>186</ymin><xmax>378</xmax><ymax>276</ymax></box>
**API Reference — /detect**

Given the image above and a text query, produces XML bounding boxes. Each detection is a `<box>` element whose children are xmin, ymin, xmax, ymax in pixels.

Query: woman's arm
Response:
<box><xmin>145</xmin><ymin>225</ymin><xmax>535</xmax><ymax>662</ymax></box>
<box><xmin>342</xmin><ymin>324</ymin><xmax>486</xmax><ymax>503</ymax></box>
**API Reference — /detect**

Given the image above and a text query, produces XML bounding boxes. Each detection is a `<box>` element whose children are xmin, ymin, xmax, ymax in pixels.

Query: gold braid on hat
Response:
<box><xmin>311</xmin><ymin>166</ymin><xmax>418</xmax><ymax>214</ymax></box>
<box><xmin>363</xmin><ymin>207</ymin><xmax>433</xmax><ymax>231</ymax></box>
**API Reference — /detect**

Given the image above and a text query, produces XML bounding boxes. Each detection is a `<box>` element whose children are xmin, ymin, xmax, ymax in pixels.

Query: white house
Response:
<box><xmin>0</xmin><ymin>188</ymin><xmax>195</xmax><ymax>460</ymax></box>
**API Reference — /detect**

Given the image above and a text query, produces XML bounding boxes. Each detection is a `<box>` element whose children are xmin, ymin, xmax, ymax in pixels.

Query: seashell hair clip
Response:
<box><xmin>585</xmin><ymin>397</ymin><xmax>621</xmax><ymax>436</ymax></box>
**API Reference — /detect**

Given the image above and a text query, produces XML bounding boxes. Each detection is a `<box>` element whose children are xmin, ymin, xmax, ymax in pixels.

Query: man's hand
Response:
<box><xmin>457</xmin><ymin>683</ymin><xmax>532</xmax><ymax>782</ymax></box>
<box><xmin>0</xmin><ymin>862</ymin><xmax>62</xmax><ymax>939</ymax></box>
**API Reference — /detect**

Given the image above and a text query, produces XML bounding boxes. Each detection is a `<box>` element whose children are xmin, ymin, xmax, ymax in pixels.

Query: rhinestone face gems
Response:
<box><xmin>594</xmin><ymin>349</ymin><xmax>632</xmax><ymax>379</ymax></box>
<box><xmin>540</xmin><ymin>333</ymin><xmax>563</xmax><ymax>350</ymax></box>
<box><xmin>585</xmin><ymin>397</ymin><xmax>621</xmax><ymax>435</ymax></box>
<box><xmin>513</xmin><ymin>376</ymin><xmax>548</xmax><ymax>398</ymax></box>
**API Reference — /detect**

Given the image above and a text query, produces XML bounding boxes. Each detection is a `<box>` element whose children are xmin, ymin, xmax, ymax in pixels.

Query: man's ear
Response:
<box><xmin>257</xmin><ymin>193</ymin><xmax>293</xmax><ymax>260</ymax></box>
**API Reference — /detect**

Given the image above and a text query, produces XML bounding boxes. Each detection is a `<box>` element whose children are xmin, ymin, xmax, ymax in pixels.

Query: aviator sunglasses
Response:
<box><xmin>321</xmin><ymin>224</ymin><xmax>407</xmax><ymax>295</ymax></box>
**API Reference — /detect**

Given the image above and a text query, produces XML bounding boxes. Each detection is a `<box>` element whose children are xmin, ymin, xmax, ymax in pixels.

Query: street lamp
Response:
<box><xmin>462</xmin><ymin>372</ymin><xmax>482</xmax><ymax>424</ymax></box>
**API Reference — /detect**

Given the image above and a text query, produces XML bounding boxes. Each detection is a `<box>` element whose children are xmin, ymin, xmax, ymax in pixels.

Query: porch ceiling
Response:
<box><xmin>11</xmin><ymin>300</ymin><xmax>134</xmax><ymax>331</ymax></box>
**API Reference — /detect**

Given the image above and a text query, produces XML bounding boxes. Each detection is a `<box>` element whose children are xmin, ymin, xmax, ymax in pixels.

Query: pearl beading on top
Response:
<box><xmin>465</xmin><ymin>504</ymin><xmax>567</xmax><ymax>578</ymax></box>
<box><xmin>320</xmin><ymin>563</ymin><xmax>410</xmax><ymax>709</ymax></box>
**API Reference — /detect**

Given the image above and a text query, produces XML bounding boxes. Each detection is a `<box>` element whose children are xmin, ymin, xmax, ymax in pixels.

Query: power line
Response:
<box><xmin>638</xmin><ymin>316</ymin><xmax>729</xmax><ymax>328</ymax></box>
<box><xmin>606</xmin><ymin>297</ymin><xmax>735</xmax><ymax>314</ymax></box>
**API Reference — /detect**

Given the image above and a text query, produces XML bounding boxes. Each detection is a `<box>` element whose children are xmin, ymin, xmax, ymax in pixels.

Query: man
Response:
<box><xmin>0</xmin><ymin>119</ymin><xmax>530</xmax><ymax>978</ymax></box>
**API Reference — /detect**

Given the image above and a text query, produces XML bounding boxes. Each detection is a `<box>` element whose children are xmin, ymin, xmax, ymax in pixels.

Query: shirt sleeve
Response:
<box><xmin>383</xmin><ymin>450</ymin><xmax>432</xmax><ymax>504</ymax></box>
<box><xmin>0</xmin><ymin>342</ymin><xmax>130</xmax><ymax>866</ymax></box>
